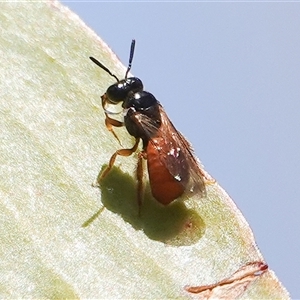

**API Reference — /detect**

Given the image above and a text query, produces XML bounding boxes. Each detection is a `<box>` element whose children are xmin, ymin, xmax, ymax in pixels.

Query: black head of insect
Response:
<box><xmin>90</xmin><ymin>40</ymin><xmax>162</xmax><ymax>141</ymax></box>
<box><xmin>89</xmin><ymin>40</ymin><xmax>143</xmax><ymax>105</ymax></box>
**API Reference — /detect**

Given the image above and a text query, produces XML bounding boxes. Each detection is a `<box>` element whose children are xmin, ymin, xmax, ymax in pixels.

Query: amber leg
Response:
<box><xmin>203</xmin><ymin>174</ymin><xmax>216</xmax><ymax>186</ymax></box>
<box><xmin>104</xmin><ymin>113</ymin><xmax>124</xmax><ymax>145</ymax></box>
<box><xmin>93</xmin><ymin>138</ymin><xmax>140</xmax><ymax>187</ymax></box>
<box><xmin>136</xmin><ymin>153</ymin><xmax>144</xmax><ymax>215</ymax></box>
<box><xmin>102</xmin><ymin>94</ymin><xmax>124</xmax><ymax>145</ymax></box>
<box><xmin>196</xmin><ymin>167</ymin><xmax>216</xmax><ymax>186</ymax></box>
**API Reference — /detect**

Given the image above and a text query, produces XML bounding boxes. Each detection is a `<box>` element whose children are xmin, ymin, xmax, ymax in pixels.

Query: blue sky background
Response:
<box><xmin>62</xmin><ymin>2</ymin><xmax>300</xmax><ymax>297</ymax></box>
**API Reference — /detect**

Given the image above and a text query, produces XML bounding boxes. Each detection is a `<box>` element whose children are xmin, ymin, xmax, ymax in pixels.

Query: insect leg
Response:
<box><xmin>136</xmin><ymin>152</ymin><xmax>146</xmax><ymax>215</ymax></box>
<box><xmin>196</xmin><ymin>165</ymin><xmax>216</xmax><ymax>187</ymax></box>
<box><xmin>101</xmin><ymin>94</ymin><xmax>124</xmax><ymax>145</ymax></box>
<box><xmin>104</xmin><ymin>112</ymin><xmax>124</xmax><ymax>145</ymax></box>
<box><xmin>201</xmin><ymin>170</ymin><xmax>216</xmax><ymax>186</ymax></box>
<box><xmin>93</xmin><ymin>138</ymin><xmax>140</xmax><ymax>187</ymax></box>
<box><xmin>205</xmin><ymin>177</ymin><xmax>216</xmax><ymax>186</ymax></box>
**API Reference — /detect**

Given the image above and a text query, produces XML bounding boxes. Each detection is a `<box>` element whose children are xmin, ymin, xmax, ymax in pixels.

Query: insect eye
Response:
<box><xmin>106</xmin><ymin>83</ymin><xmax>128</xmax><ymax>104</ymax></box>
<box><xmin>106</xmin><ymin>77</ymin><xmax>143</xmax><ymax>104</ymax></box>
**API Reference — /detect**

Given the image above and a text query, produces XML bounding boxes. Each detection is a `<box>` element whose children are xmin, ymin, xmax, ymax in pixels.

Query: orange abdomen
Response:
<box><xmin>146</xmin><ymin>142</ymin><xmax>186</xmax><ymax>205</ymax></box>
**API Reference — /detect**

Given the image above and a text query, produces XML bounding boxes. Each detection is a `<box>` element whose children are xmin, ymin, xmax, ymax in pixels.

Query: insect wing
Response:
<box><xmin>157</xmin><ymin>106</ymin><xmax>206</xmax><ymax>197</ymax></box>
<box><xmin>133</xmin><ymin>104</ymin><xmax>206</xmax><ymax>198</ymax></box>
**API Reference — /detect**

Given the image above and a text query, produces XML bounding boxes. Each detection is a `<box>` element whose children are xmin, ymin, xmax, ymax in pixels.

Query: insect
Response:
<box><xmin>90</xmin><ymin>40</ymin><xmax>207</xmax><ymax>210</ymax></box>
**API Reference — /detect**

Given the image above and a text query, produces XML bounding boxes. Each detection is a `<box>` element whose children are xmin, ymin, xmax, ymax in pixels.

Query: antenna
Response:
<box><xmin>89</xmin><ymin>56</ymin><xmax>119</xmax><ymax>82</ymax></box>
<box><xmin>90</xmin><ymin>39</ymin><xmax>136</xmax><ymax>81</ymax></box>
<box><xmin>125</xmin><ymin>39</ymin><xmax>136</xmax><ymax>79</ymax></box>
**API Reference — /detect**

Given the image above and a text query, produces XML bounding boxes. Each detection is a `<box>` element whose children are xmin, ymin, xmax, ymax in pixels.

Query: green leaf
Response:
<box><xmin>0</xmin><ymin>2</ymin><xmax>290</xmax><ymax>299</ymax></box>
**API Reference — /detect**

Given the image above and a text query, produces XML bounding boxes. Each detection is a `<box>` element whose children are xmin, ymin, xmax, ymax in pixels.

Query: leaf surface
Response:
<box><xmin>0</xmin><ymin>2</ymin><xmax>289</xmax><ymax>299</ymax></box>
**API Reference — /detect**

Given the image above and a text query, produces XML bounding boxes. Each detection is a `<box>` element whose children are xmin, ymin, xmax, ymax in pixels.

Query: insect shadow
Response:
<box><xmin>87</xmin><ymin>166</ymin><xmax>206</xmax><ymax>246</ymax></box>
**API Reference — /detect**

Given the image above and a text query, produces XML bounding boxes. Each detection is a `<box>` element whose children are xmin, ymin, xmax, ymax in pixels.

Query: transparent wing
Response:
<box><xmin>131</xmin><ymin>104</ymin><xmax>206</xmax><ymax>198</ymax></box>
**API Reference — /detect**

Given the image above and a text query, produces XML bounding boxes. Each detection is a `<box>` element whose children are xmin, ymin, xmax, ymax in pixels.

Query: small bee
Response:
<box><xmin>90</xmin><ymin>40</ymin><xmax>207</xmax><ymax>210</ymax></box>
